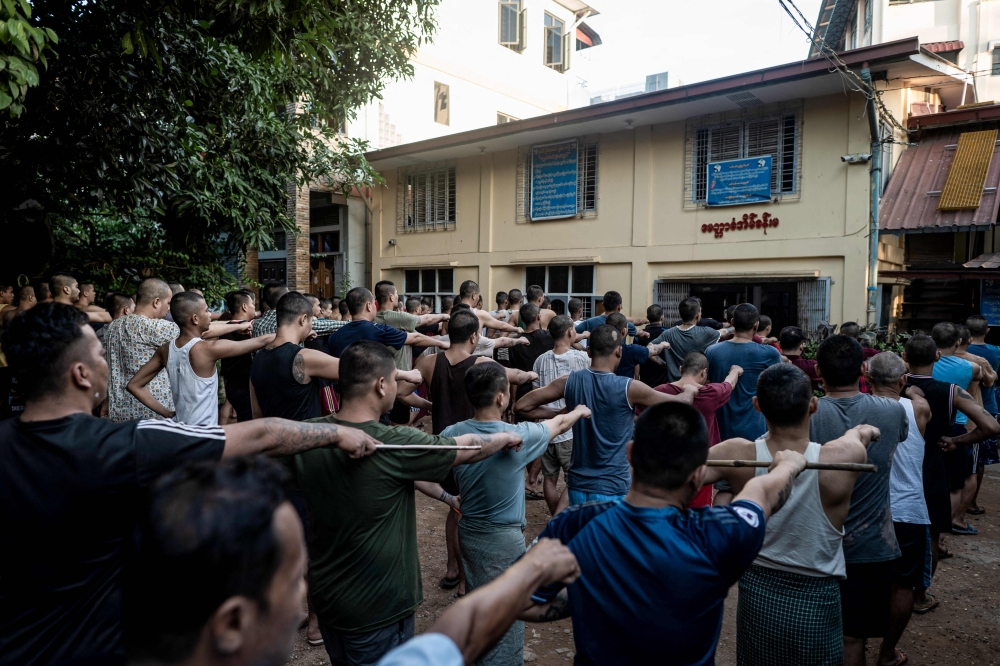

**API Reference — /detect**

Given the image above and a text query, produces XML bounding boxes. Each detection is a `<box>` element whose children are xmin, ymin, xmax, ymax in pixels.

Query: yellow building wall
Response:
<box><xmin>372</xmin><ymin>92</ymin><xmax>890</xmax><ymax>325</ymax></box>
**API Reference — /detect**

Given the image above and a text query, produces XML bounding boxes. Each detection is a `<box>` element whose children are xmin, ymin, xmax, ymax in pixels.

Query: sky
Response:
<box><xmin>576</xmin><ymin>0</ymin><xmax>824</xmax><ymax>96</ymax></box>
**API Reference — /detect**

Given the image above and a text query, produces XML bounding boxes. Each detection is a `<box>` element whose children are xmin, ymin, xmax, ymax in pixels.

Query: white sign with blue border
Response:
<box><xmin>707</xmin><ymin>155</ymin><xmax>773</xmax><ymax>207</ymax></box>
<box><xmin>530</xmin><ymin>140</ymin><xmax>578</xmax><ymax>221</ymax></box>
<box><xmin>981</xmin><ymin>279</ymin><xmax>1000</xmax><ymax>326</ymax></box>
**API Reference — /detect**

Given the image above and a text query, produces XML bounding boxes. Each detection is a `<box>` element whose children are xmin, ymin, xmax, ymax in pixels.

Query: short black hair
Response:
<box><xmin>459</xmin><ymin>280</ymin><xmax>479</xmax><ymax>300</ymax></box>
<box><xmin>956</xmin><ymin>324</ymin><xmax>971</xmax><ymax>346</ymax></box>
<box><xmin>105</xmin><ymin>291</ymin><xmax>132</xmax><ymax>317</ymax></box>
<box><xmin>756</xmin><ymin>364</ymin><xmax>813</xmax><ymax>427</ymax></box>
<box><xmin>931</xmin><ymin>321</ymin><xmax>960</xmax><ymax>350</ymax></box>
<box><xmin>758</xmin><ymin>315</ymin><xmax>772</xmax><ymax>331</ymax></box>
<box><xmin>779</xmin><ymin>326</ymin><xmax>807</xmax><ymax>353</ymax></box>
<box><xmin>726</xmin><ymin>304</ymin><xmax>738</xmax><ymax>323</ymax></box>
<box><xmin>16</xmin><ymin>284</ymin><xmax>34</xmax><ymax>304</ymax></box>
<box><xmin>261</xmin><ymin>281</ymin><xmax>289</xmax><ymax>310</ymax></box>
<box><xmin>540</xmin><ymin>296</ymin><xmax>551</xmax><ymax>310</ymax></box>
<box><xmin>732</xmin><ymin>303</ymin><xmax>759</xmax><ymax>333</ymax></box>
<box><xmin>495</xmin><ymin>291</ymin><xmax>508</xmax><ymax>307</ymax></box>
<box><xmin>905</xmin><ymin>333</ymin><xmax>938</xmax><ymax>366</ymax></box>
<box><xmin>602</xmin><ymin>291</ymin><xmax>622</xmax><ymax>311</ymax></box>
<box><xmin>136</xmin><ymin>278</ymin><xmax>171</xmax><ymax>307</ymax></box>
<box><xmin>345</xmin><ymin>287</ymin><xmax>374</xmax><ymax>316</ymax></box>
<box><xmin>448</xmin><ymin>308</ymin><xmax>480</xmax><ymax>344</ymax></box>
<box><xmin>816</xmin><ymin>335</ymin><xmax>864</xmax><ymax>387</ymax></box>
<box><xmin>319</xmin><ymin>298</ymin><xmax>333</xmax><ymax>310</ymax></box>
<box><xmin>840</xmin><ymin>322</ymin><xmax>860</xmax><ymax>339</ymax></box>
<box><xmin>225</xmin><ymin>289</ymin><xmax>253</xmax><ymax>316</ymax></box>
<box><xmin>166</xmin><ymin>282</ymin><xmax>185</xmax><ymax>296</ymax></box>
<box><xmin>567</xmin><ymin>297</ymin><xmax>582</xmax><ymax>316</ymax></box>
<box><xmin>441</xmin><ymin>295</ymin><xmax>454</xmax><ymax>311</ymax></box>
<box><xmin>36</xmin><ymin>283</ymin><xmax>51</xmax><ymax>300</ymax></box>
<box><xmin>646</xmin><ymin>304</ymin><xmax>663</xmax><ymax>323</ymax></box>
<box><xmin>606</xmin><ymin>312</ymin><xmax>628</xmax><ymax>332</ymax></box>
<box><xmin>519</xmin><ymin>302</ymin><xmax>540</xmax><ymax>326</ymax></box>
<box><xmin>526</xmin><ymin>285</ymin><xmax>544</xmax><ymax>303</ymax></box>
<box><xmin>338</xmin><ymin>341</ymin><xmax>397</xmax><ymax>401</ymax></box>
<box><xmin>169</xmin><ymin>292</ymin><xmax>206</xmax><ymax>324</ymax></box>
<box><xmin>275</xmin><ymin>292</ymin><xmax>313</xmax><ymax>327</ymax></box>
<box><xmin>421</xmin><ymin>296</ymin><xmax>434</xmax><ymax>309</ymax></box>
<box><xmin>1</xmin><ymin>303</ymin><xmax>91</xmax><ymax>401</ymax></box>
<box><xmin>548</xmin><ymin>314</ymin><xmax>575</xmax><ymax>340</ymax></box>
<box><xmin>125</xmin><ymin>457</ymin><xmax>290</xmax><ymax>664</ymax></box>
<box><xmin>967</xmin><ymin>315</ymin><xmax>990</xmax><ymax>338</ymax></box>
<box><xmin>678</xmin><ymin>298</ymin><xmax>701</xmax><ymax>323</ymax></box>
<box><xmin>50</xmin><ymin>273</ymin><xmax>76</xmax><ymax>296</ymax></box>
<box><xmin>374</xmin><ymin>280</ymin><xmax>396</xmax><ymax>306</ymax></box>
<box><xmin>406</xmin><ymin>298</ymin><xmax>422</xmax><ymax>313</ymax></box>
<box><xmin>589</xmin><ymin>324</ymin><xmax>621</xmax><ymax>357</ymax></box>
<box><xmin>680</xmin><ymin>351</ymin><xmax>709</xmax><ymax>376</ymax></box>
<box><xmin>508</xmin><ymin>288</ymin><xmax>523</xmax><ymax>305</ymax></box>
<box><xmin>465</xmin><ymin>361</ymin><xmax>509</xmax><ymax>409</ymax></box>
<box><xmin>338</xmin><ymin>299</ymin><xmax>350</xmax><ymax>316</ymax></box>
<box><xmin>631</xmin><ymin>403</ymin><xmax>709</xmax><ymax>491</ymax></box>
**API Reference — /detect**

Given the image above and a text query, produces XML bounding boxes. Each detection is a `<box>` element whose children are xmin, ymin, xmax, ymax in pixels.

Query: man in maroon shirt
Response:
<box><xmin>654</xmin><ymin>351</ymin><xmax>742</xmax><ymax>507</ymax></box>
<box><xmin>779</xmin><ymin>326</ymin><xmax>822</xmax><ymax>392</ymax></box>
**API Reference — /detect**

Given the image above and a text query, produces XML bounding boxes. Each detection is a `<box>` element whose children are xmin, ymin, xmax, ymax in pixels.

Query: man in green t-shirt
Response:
<box><xmin>297</xmin><ymin>340</ymin><xmax>523</xmax><ymax>666</ymax></box>
<box><xmin>373</xmin><ymin>280</ymin><xmax>450</xmax><ymax>371</ymax></box>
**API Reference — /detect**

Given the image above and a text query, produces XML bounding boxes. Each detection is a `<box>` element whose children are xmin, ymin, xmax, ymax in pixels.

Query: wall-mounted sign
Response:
<box><xmin>530</xmin><ymin>140</ymin><xmax>578</xmax><ymax>221</ymax></box>
<box><xmin>707</xmin><ymin>155</ymin><xmax>773</xmax><ymax>207</ymax></box>
<box><xmin>701</xmin><ymin>212</ymin><xmax>779</xmax><ymax>239</ymax></box>
<box><xmin>982</xmin><ymin>279</ymin><xmax>1000</xmax><ymax>326</ymax></box>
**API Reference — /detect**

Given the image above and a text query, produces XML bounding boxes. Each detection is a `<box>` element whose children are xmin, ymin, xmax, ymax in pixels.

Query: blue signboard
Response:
<box><xmin>706</xmin><ymin>155</ymin><xmax>773</xmax><ymax>207</ymax></box>
<box><xmin>530</xmin><ymin>140</ymin><xmax>578</xmax><ymax>221</ymax></box>
<box><xmin>982</xmin><ymin>279</ymin><xmax>1000</xmax><ymax>326</ymax></box>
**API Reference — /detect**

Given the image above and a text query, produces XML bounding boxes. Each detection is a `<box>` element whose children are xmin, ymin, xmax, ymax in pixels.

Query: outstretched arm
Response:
<box><xmin>405</xmin><ymin>331</ymin><xmax>449</xmax><ymax>349</ymax></box>
<box><xmin>429</xmin><ymin>539</ymin><xmax>580</xmax><ymax>664</ymax></box>
<box><xmin>542</xmin><ymin>405</ymin><xmax>592</xmax><ymax>440</ymax></box>
<box><xmin>417</xmin><ymin>313</ymin><xmax>450</xmax><ymax>327</ymax></box>
<box><xmin>506</xmin><ymin>368</ymin><xmax>538</xmax><ymax>387</ymax></box>
<box><xmin>628</xmin><ymin>380</ymin><xmax>696</xmax><ymax>409</ymax></box>
<box><xmin>203</xmin><ymin>320</ymin><xmax>253</xmax><ymax>340</ymax></box>
<box><xmin>220</xmin><ymin>418</ymin><xmax>380</xmax><ymax>459</ymax></box>
<box><xmin>204</xmin><ymin>334</ymin><xmax>275</xmax><ymax>359</ymax></box>
<box><xmin>515</xmin><ymin>376</ymin><xmax>568</xmax><ymax>420</ymax></box>
<box><xmin>733</xmin><ymin>450</ymin><xmax>808</xmax><ymax>520</ymax></box>
<box><xmin>724</xmin><ymin>365</ymin><xmax>744</xmax><ymax>388</ymax></box>
<box><xmin>946</xmin><ymin>387</ymin><xmax>1000</xmax><ymax>448</ymax></box>
<box><xmin>126</xmin><ymin>345</ymin><xmax>174</xmax><ymax>418</ymax></box>
<box><xmin>415</xmin><ymin>481</ymin><xmax>461</xmax><ymax>511</ymax></box>
<box><xmin>493</xmin><ymin>336</ymin><xmax>530</xmax><ymax>350</ymax></box>
<box><xmin>300</xmin><ymin>348</ymin><xmax>340</xmax><ymax>381</ymax></box>
<box><xmin>479</xmin><ymin>309</ymin><xmax>520</xmax><ymax>333</ymax></box>
<box><xmin>452</xmin><ymin>431</ymin><xmax>525</xmax><ymax>465</ymax></box>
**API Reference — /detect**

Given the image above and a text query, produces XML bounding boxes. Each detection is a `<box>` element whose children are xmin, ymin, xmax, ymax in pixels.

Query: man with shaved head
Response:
<box><xmin>51</xmin><ymin>273</ymin><xmax>110</xmax><ymax>324</ymax></box>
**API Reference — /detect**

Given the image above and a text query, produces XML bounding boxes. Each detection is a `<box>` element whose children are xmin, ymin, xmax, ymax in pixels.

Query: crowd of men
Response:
<box><xmin>0</xmin><ymin>273</ymin><xmax>997</xmax><ymax>666</ymax></box>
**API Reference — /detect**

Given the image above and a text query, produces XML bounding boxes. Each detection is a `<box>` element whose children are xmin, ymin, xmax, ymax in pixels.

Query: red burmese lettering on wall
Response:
<box><xmin>701</xmin><ymin>211</ymin><xmax>780</xmax><ymax>239</ymax></box>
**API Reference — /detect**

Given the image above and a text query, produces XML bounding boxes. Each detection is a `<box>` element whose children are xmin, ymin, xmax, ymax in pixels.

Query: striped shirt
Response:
<box><xmin>533</xmin><ymin>349</ymin><xmax>591</xmax><ymax>443</ymax></box>
<box><xmin>251</xmin><ymin>311</ymin><xmax>347</xmax><ymax>338</ymax></box>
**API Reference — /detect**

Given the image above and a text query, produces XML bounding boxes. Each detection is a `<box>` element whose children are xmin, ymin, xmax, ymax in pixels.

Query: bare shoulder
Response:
<box><xmin>910</xmin><ymin>393</ymin><xmax>931</xmax><ymax>416</ymax></box>
<box><xmin>819</xmin><ymin>437</ymin><xmax>867</xmax><ymax>464</ymax></box>
<box><xmin>709</xmin><ymin>437</ymin><xmax>757</xmax><ymax>459</ymax></box>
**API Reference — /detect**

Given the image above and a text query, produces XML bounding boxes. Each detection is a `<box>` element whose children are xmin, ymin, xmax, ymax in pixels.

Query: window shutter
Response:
<box><xmin>518</xmin><ymin>7</ymin><xmax>527</xmax><ymax>52</ymax></box>
<box><xmin>563</xmin><ymin>31</ymin><xmax>571</xmax><ymax>71</ymax></box>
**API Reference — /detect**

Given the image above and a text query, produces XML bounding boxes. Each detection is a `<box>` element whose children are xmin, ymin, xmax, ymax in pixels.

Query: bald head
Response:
<box><xmin>136</xmin><ymin>279</ymin><xmax>172</xmax><ymax>307</ymax></box>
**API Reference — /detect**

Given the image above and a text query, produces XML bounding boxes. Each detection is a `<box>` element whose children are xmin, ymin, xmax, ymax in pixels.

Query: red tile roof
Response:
<box><xmin>879</xmin><ymin>130</ymin><xmax>1000</xmax><ymax>233</ymax></box>
<box><xmin>923</xmin><ymin>40</ymin><xmax>964</xmax><ymax>53</ymax></box>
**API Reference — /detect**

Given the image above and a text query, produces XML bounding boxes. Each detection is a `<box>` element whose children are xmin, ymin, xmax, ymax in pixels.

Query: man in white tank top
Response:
<box><xmin>702</xmin><ymin>364</ymin><xmax>877</xmax><ymax>666</ymax></box>
<box><xmin>866</xmin><ymin>353</ymin><xmax>931</xmax><ymax>666</ymax></box>
<box><xmin>128</xmin><ymin>292</ymin><xmax>276</xmax><ymax>425</ymax></box>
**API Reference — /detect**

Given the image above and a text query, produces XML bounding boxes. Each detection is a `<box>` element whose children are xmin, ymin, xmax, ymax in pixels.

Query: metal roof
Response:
<box><xmin>924</xmin><ymin>40</ymin><xmax>964</xmax><ymax>53</ymax></box>
<box><xmin>879</xmin><ymin>129</ymin><xmax>1000</xmax><ymax>234</ymax></box>
<box><xmin>964</xmin><ymin>252</ymin><xmax>1000</xmax><ymax>269</ymax></box>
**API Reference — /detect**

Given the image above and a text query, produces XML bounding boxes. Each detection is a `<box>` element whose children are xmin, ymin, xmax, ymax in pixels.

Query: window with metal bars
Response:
<box><xmin>403</xmin><ymin>268</ymin><xmax>454</xmax><ymax>311</ymax></box>
<box><xmin>516</xmin><ymin>140</ymin><xmax>598</xmax><ymax>222</ymax></box>
<box><xmin>691</xmin><ymin>113</ymin><xmax>799</xmax><ymax>203</ymax></box>
<box><xmin>399</xmin><ymin>166</ymin><xmax>457</xmax><ymax>233</ymax></box>
<box><xmin>524</xmin><ymin>264</ymin><xmax>597</xmax><ymax>318</ymax></box>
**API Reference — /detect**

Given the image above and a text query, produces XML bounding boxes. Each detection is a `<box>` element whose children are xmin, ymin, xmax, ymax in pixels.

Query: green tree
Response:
<box><xmin>0</xmin><ymin>0</ymin><xmax>439</xmax><ymax>298</ymax></box>
<box><xmin>0</xmin><ymin>0</ymin><xmax>57</xmax><ymax>116</ymax></box>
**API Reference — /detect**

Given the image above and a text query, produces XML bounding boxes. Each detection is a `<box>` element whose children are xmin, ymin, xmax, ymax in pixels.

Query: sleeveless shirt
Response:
<box><xmin>429</xmin><ymin>353</ymin><xmax>478</xmax><ymax>435</ymax></box>
<box><xmin>903</xmin><ymin>374</ymin><xmax>954</xmax><ymax>496</ymax></box>
<box><xmin>166</xmin><ymin>338</ymin><xmax>219</xmax><ymax>426</ymax></box>
<box><xmin>564</xmin><ymin>369</ymin><xmax>634</xmax><ymax>496</ymax></box>
<box><xmin>890</xmin><ymin>398</ymin><xmax>930</xmax><ymax>524</ymax></box>
<box><xmin>250</xmin><ymin>343</ymin><xmax>321</xmax><ymax>421</ymax></box>
<box><xmin>752</xmin><ymin>440</ymin><xmax>846</xmax><ymax>578</ymax></box>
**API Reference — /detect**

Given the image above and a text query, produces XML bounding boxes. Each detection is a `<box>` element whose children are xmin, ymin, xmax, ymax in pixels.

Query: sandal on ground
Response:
<box><xmin>882</xmin><ymin>648</ymin><xmax>907</xmax><ymax>666</ymax></box>
<box><xmin>966</xmin><ymin>506</ymin><xmax>986</xmax><ymax>515</ymax></box>
<box><xmin>439</xmin><ymin>575</ymin><xmax>460</xmax><ymax>590</ymax></box>
<box><xmin>950</xmin><ymin>522</ymin><xmax>979</xmax><ymax>535</ymax></box>
<box><xmin>912</xmin><ymin>594</ymin><xmax>939</xmax><ymax>614</ymax></box>
<box><xmin>525</xmin><ymin>490</ymin><xmax>544</xmax><ymax>501</ymax></box>
<box><xmin>938</xmin><ymin>546</ymin><xmax>954</xmax><ymax>559</ymax></box>
<box><xmin>307</xmin><ymin>637</ymin><xmax>325</xmax><ymax>647</ymax></box>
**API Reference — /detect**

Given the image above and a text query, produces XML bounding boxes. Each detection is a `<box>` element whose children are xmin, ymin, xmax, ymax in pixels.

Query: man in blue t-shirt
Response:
<box><xmin>573</xmin><ymin>290</ymin><xmax>647</xmax><ymax>339</ymax></box>
<box><xmin>606</xmin><ymin>312</ymin><xmax>669</xmax><ymax>378</ymax></box>
<box><xmin>327</xmin><ymin>287</ymin><xmax>449</xmax><ymax>359</ymax></box>
<box><xmin>521</xmin><ymin>402</ymin><xmax>808</xmax><ymax>665</ymax></box>
<box><xmin>706</xmin><ymin>303</ymin><xmax>782</xmax><ymax>440</ymax></box>
<box><xmin>965</xmin><ymin>315</ymin><xmax>1000</xmax><ymax>513</ymax></box>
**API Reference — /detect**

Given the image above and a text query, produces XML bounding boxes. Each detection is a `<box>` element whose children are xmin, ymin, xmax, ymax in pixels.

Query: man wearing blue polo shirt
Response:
<box><xmin>573</xmin><ymin>290</ymin><xmax>647</xmax><ymax>339</ymax></box>
<box><xmin>523</xmin><ymin>402</ymin><xmax>807</xmax><ymax>665</ymax></box>
<box><xmin>327</xmin><ymin>287</ymin><xmax>449</xmax><ymax>359</ymax></box>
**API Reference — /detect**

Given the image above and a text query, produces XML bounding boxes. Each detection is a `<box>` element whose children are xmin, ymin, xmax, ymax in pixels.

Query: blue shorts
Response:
<box><xmin>568</xmin><ymin>490</ymin><xmax>625</xmax><ymax>506</ymax></box>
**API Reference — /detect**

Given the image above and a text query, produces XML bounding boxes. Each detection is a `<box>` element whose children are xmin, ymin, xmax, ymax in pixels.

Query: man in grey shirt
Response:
<box><xmin>649</xmin><ymin>297</ymin><xmax>723</xmax><ymax>382</ymax></box>
<box><xmin>809</xmin><ymin>335</ymin><xmax>907</xmax><ymax>666</ymax></box>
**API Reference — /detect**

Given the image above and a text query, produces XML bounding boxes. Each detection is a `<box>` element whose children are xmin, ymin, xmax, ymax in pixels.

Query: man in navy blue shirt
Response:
<box><xmin>327</xmin><ymin>287</ymin><xmax>449</xmax><ymax>359</ymax></box>
<box><xmin>523</xmin><ymin>402</ymin><xmax>807</xmax><ymax>665</ymax></box>
<box><xmin>606</xmin><ymin>312</ymin><xmax>669</xmax><ymax>378</ymax></box>
<box><xmin>573</xmin><ymin>290</ymin><xmax>648</xmax><ymax>339</ymax></box>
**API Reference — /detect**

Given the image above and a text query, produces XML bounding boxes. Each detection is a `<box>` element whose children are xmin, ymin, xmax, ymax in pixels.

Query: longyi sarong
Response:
<box><xmin>737</xmin><ymin>564</ymin><xmax>843</xmax><ymax>666</ymax></box>
<box><xmin>459</xmin><ymin>518</ymin><xmax>527</xmax><ymax>666</ymax></box>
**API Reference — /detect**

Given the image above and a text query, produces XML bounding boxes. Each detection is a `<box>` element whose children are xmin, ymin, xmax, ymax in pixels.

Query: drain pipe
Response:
<box><xmin>861</xmin><ymin>65</ymin><xmax>881</xmax><ymax>326</ymax></box>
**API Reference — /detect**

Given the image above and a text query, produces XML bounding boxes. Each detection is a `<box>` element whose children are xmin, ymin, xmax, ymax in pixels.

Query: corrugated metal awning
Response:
<box><xmin>879</xmin><ymin>131</ymin><xmax>1000</xmax><ymax>233</ymax></box>
<box><xmin>964</xmin><ymin>252</ymin><xmax>1000</xmax><ymax>269</ymax></box>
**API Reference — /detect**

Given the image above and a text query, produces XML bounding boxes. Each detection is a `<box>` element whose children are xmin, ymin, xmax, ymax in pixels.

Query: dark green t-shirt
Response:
<box><xmin>296</xmin><ymin>416</ymin><xmax>457</xmax><ymax>632</ymax></box>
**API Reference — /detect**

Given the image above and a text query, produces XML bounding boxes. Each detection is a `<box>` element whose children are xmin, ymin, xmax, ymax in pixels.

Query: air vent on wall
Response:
<box><xmin>727</xmin><ymin>91</ymin><xmax>764</xmax><ymax>108</ymax></box>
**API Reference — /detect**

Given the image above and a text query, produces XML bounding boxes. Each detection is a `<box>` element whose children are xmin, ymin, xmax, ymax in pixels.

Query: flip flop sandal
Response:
<box><xmin>439</xmin><ymin>575</ymin><xmax>460</xmax><ymax>590</ymax></box>
<box><xmin>966</xmin><ymin>506</ymin><xmax>986</xmax><ymax>515</ymax></box>
<box><xmin>938</xmin><ymin>548</ymin><xmax>954</xmax><ymax>560</ymax></box>
<box><xmin>307</xmin><ymin>638</ymin><xmax>325</xmax><ymax>647</ymax></box>
<box><xmin>951</xmin><ymin>523</ymin><xmax>979</xmax><ymax>535</ymax></box>
<box><xmin>888</xmin><ymin>648</ymin><xmax>908</xmax><ymax>666</ymax></box>
<box><xmin>912</xmin><ymin>594</ymin><xmax>939</xmax><ymax>614</ymax></box>
<box><xmin>525</xmin><ymin>490</ymin><xmax>544</xmax><ymax>501</ymax></box>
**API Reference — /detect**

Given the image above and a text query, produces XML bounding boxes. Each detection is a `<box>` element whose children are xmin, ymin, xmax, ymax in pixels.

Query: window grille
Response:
<box><xmin>404</xmin><ymin>268</ymin><xmax>454</xmax><ymax>311</ymax></box>
<box><xmin>397</xmin><ymin>165</ymin><xmax>457</xmax><ymax>233</ymax></box>
<box><xmin>516</xmin><ymin>138</ymin><xmax>598</xmax><ymax>222</ymax></box>
<box><xmin>524</xmin><ymin>264</ymin><xmax>597</xmax><ymax>317</ymax></box>
<box><xmin>685</xmin><ymin>104</ymin><xmax>802</xmax><ymax>208</ymax></box>
<box><xmin>654</xmin><ymin>282</ymin><xmax>691</xmax><ymax>323</ymax></box>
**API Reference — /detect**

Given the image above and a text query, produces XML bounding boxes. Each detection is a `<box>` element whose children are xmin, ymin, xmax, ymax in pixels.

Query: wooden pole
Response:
<box><xmin>708</xmin><ymin>460</ymin><xmax>876</xmax><ymax>473</ymax></box>
<box><xmin>375</xmin><ymin>444</ymin><xmax>483</xmax><ymax>450</ymax></box>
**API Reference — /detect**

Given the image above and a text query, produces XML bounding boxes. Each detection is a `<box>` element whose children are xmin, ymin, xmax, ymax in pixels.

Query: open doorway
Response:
<box><xmin>690</xmin><ymin>282</ymin><xmax>798</xmax><ymax>333</ymax></box>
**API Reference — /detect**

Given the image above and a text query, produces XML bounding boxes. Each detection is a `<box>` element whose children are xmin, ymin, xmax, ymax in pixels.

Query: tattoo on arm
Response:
<box><xmin>956</xmin><ymin>387</ymin><xmax>974</xmax><ymax>403</ymax></box>
<box><xmin>256</xmin><ymin>420</ymin><xmax>338</xmax><ymax>457</ymax></box>
<box><xmin>464</xmin><ymin>433</ymin><xmax>505</xmax><ymax>462</ymax></box>
<box><xmin>292</xmin><ymin>351</ymin><xmax>307</xmax><ymax>384</ymax></box>
<box><xmin>537</xmin><ymin>590</ymin><xmax>571</xmax><ymax>622</ymax></box>
<box><xmin>773</xmin><ymin>473</ymin><xmax>795</xmax><ymax>513</ymax></box>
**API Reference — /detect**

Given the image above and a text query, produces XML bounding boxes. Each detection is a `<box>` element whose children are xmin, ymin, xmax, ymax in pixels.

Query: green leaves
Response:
<box><xmin>0</xmin><ymin>0</ymin><xmax>57</xmax><ymax>115</ymax></box>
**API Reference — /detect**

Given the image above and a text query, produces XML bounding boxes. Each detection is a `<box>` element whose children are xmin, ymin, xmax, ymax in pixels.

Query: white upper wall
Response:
<box><xmin>347</xmin><ymin>0</ymin><xmax>598</xmax><ymax>148</ymax></box>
